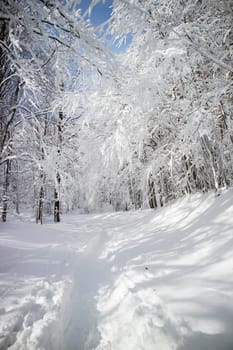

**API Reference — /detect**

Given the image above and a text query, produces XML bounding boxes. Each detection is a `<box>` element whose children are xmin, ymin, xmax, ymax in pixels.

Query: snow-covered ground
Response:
<box><xmin>0</xmin><ymin>189</ymin><xmax>233</xmax><ymax>350</ymax></box>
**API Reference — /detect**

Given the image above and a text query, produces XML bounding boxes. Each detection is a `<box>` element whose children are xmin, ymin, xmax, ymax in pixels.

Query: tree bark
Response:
<box><xmin>148</xmin><ymin>177</ymin><xmax>157</xmax><ymax>209</ymax></box>
<box><xmin>54</xmin><ymin>108</ymin><xmax>63</xmax><ymax>223</ymax></box>
<box><xmin>54</xmin><ymin>188</ymin><xmax>60</xmax><ymax>222</ymax></box>
<box><xmin>36</xmin><ymin>186</ymin><xmax>44</xmax><ymax>224</ymax></box>
<box><xmin>2</xmin><ymin>159</ymin><xmax>10</xmax><ymax>222</ymax></box>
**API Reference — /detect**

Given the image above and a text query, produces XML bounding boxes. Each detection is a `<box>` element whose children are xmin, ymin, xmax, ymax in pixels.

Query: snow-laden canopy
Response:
<box><xmin>0</xmin><ymin>0</ymin><xmax>232</xmax><ymax>219</ymax></box>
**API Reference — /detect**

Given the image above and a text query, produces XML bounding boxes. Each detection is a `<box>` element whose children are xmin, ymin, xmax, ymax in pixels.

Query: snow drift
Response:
<box><xmin>0</xmin><ymin>189</ymin><xmax>233</xmax><ymax>349</ymax></box>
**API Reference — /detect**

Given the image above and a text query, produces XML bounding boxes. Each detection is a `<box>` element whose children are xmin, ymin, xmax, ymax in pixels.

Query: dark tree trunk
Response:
<box><xmin>2</xmin><ymin>159</ymin><xmax>10</xmax><ymax>222</ymax></box>
<box><xmin>2</xmin><ymin>196</ymin><xmax>7</xmax><ymax>222</ymax></box>
<box><xmin>54</xmin><ymin>107</ymin><xmax>63</xmax><ymax>223</ymax></box>
<box><xmin>148</xmin><ymin>178</ymin><xmax>157</xmax><ymax>209</ymax></box>
<box><xmin>15</xmin><ymin>162</ymin><xmax>20</xmax><ymax>214</ymax></box>
<box><xmin>54</xmin><ymin>188</ymin><xmax>60</xmax><ymax>222</ymax></box>
<box><xmin>36</xmin><ymin>186</ymin><xmax>44</xmax><ymax>224</ymax></box>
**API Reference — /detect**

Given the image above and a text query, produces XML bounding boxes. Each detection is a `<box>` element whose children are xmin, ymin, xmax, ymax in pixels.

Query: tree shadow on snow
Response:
<box><xmin>179</xmin><ymin>331</ymin><xmax>233</xmax><ymax>350</ymax></box>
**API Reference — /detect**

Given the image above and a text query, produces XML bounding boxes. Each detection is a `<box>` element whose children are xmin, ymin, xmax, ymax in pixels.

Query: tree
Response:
<box><xmin>0</xmin><ymin>0</ymin><xmax>117</xmax><ymax>221</ymax></box>
<box><xmin>69</xmin><ymin>0</ymin><xmax>232</xmax><ymax>211</ymax></box>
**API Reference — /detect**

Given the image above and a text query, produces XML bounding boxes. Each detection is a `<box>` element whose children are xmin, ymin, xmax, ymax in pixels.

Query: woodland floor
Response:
<box><xmin>0</xmin><ymin>189</ymin><xmax>233</xmax><ymax>350</ymax></box>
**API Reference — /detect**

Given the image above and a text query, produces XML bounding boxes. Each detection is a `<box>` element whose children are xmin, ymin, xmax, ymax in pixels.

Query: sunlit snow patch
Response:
<box><xmin>95</xmin><ymin>271</ymin><xmax>188</xmax><ymax>350</ymax></box>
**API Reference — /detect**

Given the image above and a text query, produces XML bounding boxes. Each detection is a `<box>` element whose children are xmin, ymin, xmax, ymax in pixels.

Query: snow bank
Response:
<box><xmin>96</xmin><ymin>273</ymin><xmax>186</xmax><ymax>350</ymax></box>
<box><xmin>0</xmin><ymin>222</ymin><xmax>76</xmax><ymax>350</ymax></box>
<box><xmin>94</xmin><ymin>189</ymin><xmax>233</xmax><ymax>349</ymax></box>
<box><xmin>0</xmin><ymin>278</ymin><xmax>65</xmax><ymax>350</ymax></box>
<box><xmin>1</xmin><ymin>189</ymin><xmax>233</xmax><ymax>349</ymax></box>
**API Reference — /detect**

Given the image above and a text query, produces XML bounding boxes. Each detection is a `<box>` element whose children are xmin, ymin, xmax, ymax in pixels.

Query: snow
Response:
<box><xmin>1</xmin><ymin>189</ymin><xmax>233</xmax><ymax>349</ymax></box>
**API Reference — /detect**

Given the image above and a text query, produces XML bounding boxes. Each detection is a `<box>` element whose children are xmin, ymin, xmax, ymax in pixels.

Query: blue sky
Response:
<box><xmin>79</xmin><ymin>0</ymin><xmax>113</xmax><ymax>26</ymax></box>
<box><xmin>78</xmin><ymin>0</ymin><xmax>132</xmax><ymax>54</ymax></box>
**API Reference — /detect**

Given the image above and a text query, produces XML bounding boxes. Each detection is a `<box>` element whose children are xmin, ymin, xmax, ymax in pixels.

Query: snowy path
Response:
<box><xmin>62</xmin><ymin>229</ymin><xmax>111</xmax><ymax>350</ymax></box>
<box><xmin>1</xmin><ymin>190</ymin><xmax>233</xmax><ymax>349</ymax></box>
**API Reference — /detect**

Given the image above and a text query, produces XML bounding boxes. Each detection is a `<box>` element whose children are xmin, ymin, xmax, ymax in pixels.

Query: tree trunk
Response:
<box><xmin>148</xmin><ymin>178</ymin><xmax>157</xmax><ymax>209</ymax></box>
<box><xmin>54</xmin><ymin>188</ymin><xmax>60</xmax><ymax>222</ymax></box>
<box><xmin>36</xmin><ymin>186</ymin><xmax>44</xmax><ymax>224</ymax></box>
<box><xmin>2</xmin><ymin>160</ymin><xmax>10</xmax><ymax>222</ymax></box>
<box><xmin>15</xmin><ymin>162</ymin><xmax>20</xmax><ymax>214</ymax></box>
<box><xmin>54</xmin><ymin>107</ymin><xmax>63</xmax><ymax>223</ymax></box>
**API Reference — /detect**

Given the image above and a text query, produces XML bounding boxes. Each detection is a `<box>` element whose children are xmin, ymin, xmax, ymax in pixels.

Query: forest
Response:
<box><xmin>0</xmin><ymin>0</ymin><xmax>232</xmax><ymax>222</ymax></box>
<box><xmin>1</xmin><ymin>2</ymin><xmax>233</xmax><ymax>349</ymax></box>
